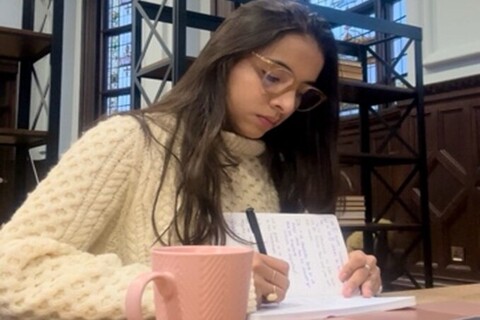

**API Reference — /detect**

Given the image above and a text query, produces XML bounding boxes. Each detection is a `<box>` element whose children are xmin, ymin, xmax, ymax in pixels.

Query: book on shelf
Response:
<box><xmin>339</xmin><ymin>205</ymin><xmax>366</xmax><ymax>210</ymax></box>
<box><xmin>337</xmin><ymin>195</ymin><xmax>365</xmax><ymax>202</ymax></box>
<box><xmin>336</xmin><ymin>210</ymin><xmax>364</xmax><ymax>220</ymax></box>
<box><xmin>338</xmin><ymin>220</ymin><xmax>365</xmax><ymax>226</ymax></box>
<box><xmin>337</xmin><ymin>195</ymin><xmax>364</xmax><ymax>201</ymax></box>
<box><xmin>339</xmin><ymin>72</ymin><xmax>363</xmax><ymax>81</ymax></box>
<box><xmin>336</xmin><ymin>195</ymin><xmax>365</xmax><ymax>223</ymax></box>
<box><xmin>338</xmin><ymin>60</ymin><xmax>362</xmax><ymax>81</ymax></box>
<box><xmin>224</xmin><ymin>212</ymin><xmax>415</xmax><ymax>320</ymax></box>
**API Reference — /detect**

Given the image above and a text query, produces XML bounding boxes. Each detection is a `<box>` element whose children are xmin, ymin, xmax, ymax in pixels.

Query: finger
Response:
<box><xmin>253</xmin><ymin>267</ymin><xmax>290</xmax><ymax>292</ymax></box>
<box><xmin>339</xmin><ymin>250</ymin><xmax>369</xmax><ymax>281</ymax></box>
<box><xmin>252</xmin><ymin>253</ymin><xmax>289</xmax><ymax>285</ymax></box>
<box><xmin>260</xmin><ymin>283</ymin><xmax>287</xmax><ymax>304</ymax></box>
<box><xmin>360</xmin><ymin>266</ymin><xmax>382</xmax><ymax>297</ymax></box>
<box><xmin>341</xmin><ymin>266</ymin><xmax>369</xmax><ymax>297</ymax></box>
<box><xmin>253</xmin><ymin>271</ymin><xmax>289</xmax><ymax>303</ymax></box>
<box><xmin>341</xmin><ymin>254</ymin><xmax>378</xmax><ymax>297</ymax></box>
<box><xmin>252</xmin><ymin>253</ymin><xmax>290</xmax><ymax>302</ymax></box>
<box><xmin>342</xmin><ymin>263</ymin><xmax>381</xmax><ymax>297</ymax></box>
<box><xmin>259</xmin><ymin>254</ymin><xmax>290</xmax><ymax>277</ymax></box>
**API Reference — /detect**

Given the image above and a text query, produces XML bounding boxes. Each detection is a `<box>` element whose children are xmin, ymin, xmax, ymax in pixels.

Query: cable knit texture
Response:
<box><xmin>0</xmin><ymin>115</ymin><xmax>280</xmax><ymax>319</ymax></box>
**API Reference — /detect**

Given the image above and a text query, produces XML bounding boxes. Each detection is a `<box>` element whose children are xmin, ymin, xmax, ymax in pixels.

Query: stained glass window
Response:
<box><xmin>108</xmin><ymin>0</ymin><xmax>132</xmax><ymax>28</ymax></box>
<box><xmin>393</xmin><ymin>0</ymin><xmax>407</xmax><ymax>79</ymax></box>
<box><xmin>103</xmin><ymin>0</ymin><xmax>133</xmax><ymax>115</ymax></box>
<box><xmin>311</xmin><ymin>0</ymin><xmax>369</xmax><ymax>9</ymax></box>
<box><xmin>106</xmin><ymin>33</ymin><xmax>132</xmax><ymax>90</ymax></box>
<box><xmin>106</xmin><ymin>94</ymin><xmax>131</xmax><ymax>115</ymax></box>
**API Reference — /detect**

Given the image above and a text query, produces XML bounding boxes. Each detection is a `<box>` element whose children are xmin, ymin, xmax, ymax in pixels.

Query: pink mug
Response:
<box><xmin>125</xmin><ymin>245</ymin><xmax>253</xmax><ymax>320</ymax></box>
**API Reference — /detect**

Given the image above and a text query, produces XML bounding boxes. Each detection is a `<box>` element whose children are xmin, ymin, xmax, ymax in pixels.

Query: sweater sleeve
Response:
<box><xmin>0</xmin><ymin>116</ymin><xmax>154</xmax><ymax>320</ymax></box>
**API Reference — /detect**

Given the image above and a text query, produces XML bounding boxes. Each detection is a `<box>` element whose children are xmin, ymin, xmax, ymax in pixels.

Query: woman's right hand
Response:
<box><xmin>252</xmin><ymin>252</ymin><xmax>290</xmax><ymax>306</ymax></box>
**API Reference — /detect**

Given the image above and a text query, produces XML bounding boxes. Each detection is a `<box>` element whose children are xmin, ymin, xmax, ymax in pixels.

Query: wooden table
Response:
<box><xmin>335</xmin><ymin>284</ymin><xmax>480</xmax><ymax>319</ymax></box>
<box><xmin>383</xmin><ymin>283</ymin><xmax>480</xmax><ymax>304</ymax></box>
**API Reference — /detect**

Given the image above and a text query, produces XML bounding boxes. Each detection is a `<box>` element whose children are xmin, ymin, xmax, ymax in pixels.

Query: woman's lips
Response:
<box><xmin>256</xmin><ymin>115</ymin><xmax>278</xmax><ymax>129</ymax></box>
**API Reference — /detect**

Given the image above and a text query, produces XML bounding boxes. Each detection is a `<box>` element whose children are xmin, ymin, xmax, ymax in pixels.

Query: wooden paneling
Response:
<box><xmin>422</xmin><ymin>76</ymin><xmax>480</xmax><ymax>283</ymax></box>
<box><xmin>339</xmin><ymin>74</ymin><xmax>480</xmax><ymax>285</ymax></box>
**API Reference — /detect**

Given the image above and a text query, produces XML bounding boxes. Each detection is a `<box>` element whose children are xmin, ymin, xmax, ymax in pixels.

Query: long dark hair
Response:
<box><xmin>134</xmin><ymin>0</ymin><xmax>340</xmax><ymax>245</ymax></box>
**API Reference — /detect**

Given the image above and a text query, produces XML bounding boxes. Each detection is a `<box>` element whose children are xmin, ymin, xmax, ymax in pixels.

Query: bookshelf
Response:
<box><xmin>0</xmin><ymin>1</ymin><xmax>64</xmax><ymax>223</ymax></box>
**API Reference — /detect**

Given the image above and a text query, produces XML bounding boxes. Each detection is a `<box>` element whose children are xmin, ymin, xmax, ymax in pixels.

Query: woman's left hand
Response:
<box><xmin>338</xmin><ymin>250</ymin><xmax>382</xmax><ymax>298</ymax></box>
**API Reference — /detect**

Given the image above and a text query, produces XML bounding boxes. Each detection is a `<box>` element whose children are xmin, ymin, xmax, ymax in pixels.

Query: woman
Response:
<box><xmin>0</xmin><ymin>0</ymin><xmax>381</xmax><ymax>319</ymax></box>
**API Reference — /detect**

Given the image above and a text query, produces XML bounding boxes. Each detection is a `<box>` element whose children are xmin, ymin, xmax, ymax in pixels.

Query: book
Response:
<box><xmin>338</xmin><ymin>219</ymin><xmax>365</xmax><ymax>226</ymax></box>
<box><xmin>338</xmin><ymin>195</ymin><xmax>365</xmax><ymax>201</ymax></box>
<box><xmin>338</xmin><ymin>60</ymin><xmax>362</xmax><ymax>80</ymax></box>
<box><xmin>224</xmin><ymin>213</ymin><xmax>415</xmax><ymax>320</ymax></box>
<box><xmin>337</xmin><ymin>205</ymin><xmax>366</xmax><ymax>211</ymax></box>
<box><xmin>249</xmin><ymin>295</ymin><xmax>415</xmax><ymax>319</ymax></box>
<box><xmin>336</xmin><ymin>211</ymin><xmax>365</xmax><ymax>219</ymax></box>
<box><xmin>336</xmin><ymin>195</ymin><xmax>366</xmax><ymax>223</ymax></box>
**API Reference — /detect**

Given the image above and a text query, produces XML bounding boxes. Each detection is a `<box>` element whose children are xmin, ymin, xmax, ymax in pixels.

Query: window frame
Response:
<box><xmin>79</xmin><ymin>0</ymin><xmax>133</xmax><ymax>132</ymax></box>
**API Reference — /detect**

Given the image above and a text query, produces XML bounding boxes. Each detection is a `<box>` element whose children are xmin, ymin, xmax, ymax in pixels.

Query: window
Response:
<box><xmin>312</xmin><ymin>0</ymin><xmax>370</xmax><ymax>9</ymax></box>
<box><xmin>392</xmin><ymin>0</ymin><xmax>407</xmax><ymax>82</ymax></box>
<box><xmin>103</xmin><ymin>0</ymin><xmax>133</xmax><ymax>115</ymax></box>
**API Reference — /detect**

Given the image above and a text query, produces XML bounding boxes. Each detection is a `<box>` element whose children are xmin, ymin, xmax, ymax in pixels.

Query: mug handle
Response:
<box><xmin>125</xmin><ymin>271</ymin><xmax>177</xmax><ymax>320</ymax></box>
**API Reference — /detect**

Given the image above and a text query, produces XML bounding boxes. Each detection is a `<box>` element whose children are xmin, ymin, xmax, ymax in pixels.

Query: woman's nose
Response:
<box><xmin>269</xmin><ymin>90</ymin><xmax>298</xmax><ymax>114</ymax></box>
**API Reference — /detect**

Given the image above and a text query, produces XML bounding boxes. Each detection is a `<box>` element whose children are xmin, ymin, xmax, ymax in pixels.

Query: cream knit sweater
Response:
<box><xmin>0</xmin><ymin>115</ymin><xmax>280</xmax><ymax>319</ymax></box>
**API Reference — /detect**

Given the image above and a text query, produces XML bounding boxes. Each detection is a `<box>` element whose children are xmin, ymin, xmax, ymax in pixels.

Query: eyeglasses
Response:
<box><xmin>251</xmin><ymin>51</ymin><xmax>327</xmax><ymax>112</ymax></box>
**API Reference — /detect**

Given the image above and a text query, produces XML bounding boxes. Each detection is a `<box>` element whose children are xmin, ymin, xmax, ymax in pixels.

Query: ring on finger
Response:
<box><xmin>271</xmin><ymin>270</ymin><xmax>277</xmax><ymax>283</ymax></box>
<box><xmin>266</xmin><ymin>285</ymin><xmax>279</xmax><ymax>302</ymax></box>
<box><xmin>364</xmin><ymin>264</ymin><xmax>372</xmax><ymax>274</ymax></box>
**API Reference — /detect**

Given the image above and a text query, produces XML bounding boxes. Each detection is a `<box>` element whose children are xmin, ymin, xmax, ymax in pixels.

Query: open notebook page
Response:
<box><xmin>225</xmin><ymin>213</ymin><xmax>347</xmax><ymax>296</ymax></box>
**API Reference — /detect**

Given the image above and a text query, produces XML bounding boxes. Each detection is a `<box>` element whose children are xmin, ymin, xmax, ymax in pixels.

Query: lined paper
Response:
<box><xmin>225</xmin><ymin>213</ymin><xmax>348</xmax><ymax>296</ymax></box>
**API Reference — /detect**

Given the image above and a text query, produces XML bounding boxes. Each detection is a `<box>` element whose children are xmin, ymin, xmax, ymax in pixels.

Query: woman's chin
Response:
<box><xmin>240</xmin><ymin>129</ymin><xmax>266</xmax><ymax>140</ymax></box>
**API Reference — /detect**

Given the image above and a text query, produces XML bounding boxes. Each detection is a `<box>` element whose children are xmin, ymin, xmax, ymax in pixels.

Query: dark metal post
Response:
<box><xmin>172</xmin><ymin>0</ymin><xmax>187</xmax><ymax>83</ymax></box>
<box><xmin>47</xmin><ymin>0</ymin><xmax>64</xmax><ymax>166</ymax></box>
<box><xmin>132</xmin><ymin>0</ymin><xmax>142</xmax><ymax>109</ymax></box>
<box><xmin>13</xmin><ymin>0</ymin><xmax>37</xmax><ymax>208</ymax></box>
<box><xmin>359</xmin><ymin>46</ymin><xmax>374</xmax><ymax>253</ymax></box>
<box><xmin>22</xmin><ymin>0</ymin><xmax>35</xmax><ymax>30</ymax></box>
<box><xmin>414</xmin><ymin>38</ymin><xmax>433</xmax><ymax>288</ymax></box>
<box><xmin>18</xmin><ymin>0</ymin><xmax>35</xmax><ymax>129</ymax></box>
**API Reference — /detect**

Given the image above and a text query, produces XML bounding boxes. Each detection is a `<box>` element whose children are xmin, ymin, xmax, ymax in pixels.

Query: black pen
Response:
<box><xmin>245</xmin><ymin>207</ymin><xmax>267</xmax><ymax>254</ymax></box>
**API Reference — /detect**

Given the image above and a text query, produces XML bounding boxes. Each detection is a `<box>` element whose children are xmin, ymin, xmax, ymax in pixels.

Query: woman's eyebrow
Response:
<box><xmin>268</xmin><ymin>58</ymin><xmax>293</xmax><ymax>73</ymax></box>
<box><xmin>269</xmin><ymin>58</ymin><xmax>292</xmax><ymax>72</ymax></box>
<box><xmin>269</xmin><ymin>57</ymin><xmax>317</xmax><ymax>85</ymax></box>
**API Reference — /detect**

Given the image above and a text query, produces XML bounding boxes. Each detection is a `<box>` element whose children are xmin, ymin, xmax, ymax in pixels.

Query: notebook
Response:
<box><xmin>224</xmin><ymin>212</ymin><xmax>415</xmax><ymax>320</ymax></box>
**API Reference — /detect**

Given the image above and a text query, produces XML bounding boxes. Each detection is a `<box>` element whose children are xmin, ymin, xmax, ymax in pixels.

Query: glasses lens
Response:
<box><xmin>297</xmin><ymin>88</ymin><xmax>326</xmax><ymax>112</ymax></box>
<box><xmin>261</xmin><ymin>69</ymin><xmax>294</xmax><ymax>94</ymax></box>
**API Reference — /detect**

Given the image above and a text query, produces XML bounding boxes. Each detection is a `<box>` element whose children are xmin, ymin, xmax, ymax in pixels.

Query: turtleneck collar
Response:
<box><xmin>144</xmin><ymin>113</ymin><xmax>266</xmax><ymax>158</ymax></box>
<box><xmin>221</xmin><ymin>131</ymin><xmax>266</xmax><ymax>157</ymax></box>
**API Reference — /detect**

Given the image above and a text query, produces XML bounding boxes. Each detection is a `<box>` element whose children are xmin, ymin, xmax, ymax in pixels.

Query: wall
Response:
<box><xmin>407</xmin><ymin>0</ymin><xmax>480</xmax><ymax>84</ymax></box>
<box><xmin>0</xmin><ymin>0</ymin><xmax>21</xmax><ymax>28</ymax></box>
<box><xmin>59</xmin><ymin>0</ymin><xmax>81</xmax><ymax>155</ymax></box>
